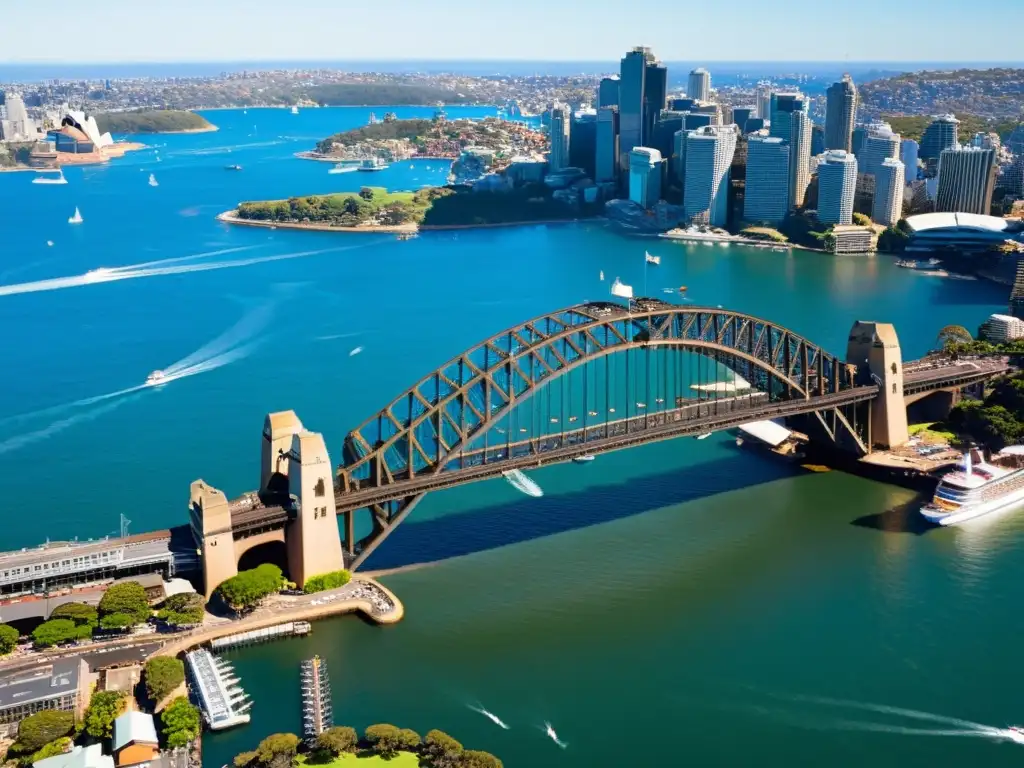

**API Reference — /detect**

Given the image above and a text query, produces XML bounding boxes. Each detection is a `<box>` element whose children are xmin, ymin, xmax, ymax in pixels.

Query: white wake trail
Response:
<box><xmin>113</xmin><ymin>244</ymin><xmax>264</xmax><ymax>271</ymax></box>
<box><xmin>829</xmin><ymin>718</ymin><xmax>1004</xmax><ymax>739</ymax></box>
<box><xmin>783</xmin><ymin>694</ymin><xmax>996</xmax><ymax>732</ymax></box>
<box><xmin>163</xmin><ymin>302</ymin><xmax>276</xmax><ymax>375</ymax></box>
<box><xmin>0</xmin><ymin>394</ymin><xmax>141</xmax><ymax>456</ymax></box>
<box><xmin>467</xmin><ymin>705</ymin><xmax>510</xmax><ymax>730</ymax></box>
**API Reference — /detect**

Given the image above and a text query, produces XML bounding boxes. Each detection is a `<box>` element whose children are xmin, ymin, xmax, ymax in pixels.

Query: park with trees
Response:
<box><xmin>217</xmin><ymin>564</ymin><xmax>287</xmax><ymax>612</ymax></box>
<box><xmin>233</xmin><ymin>725</ymin><xmax>501</xmax><ymax>768</ymax></box>
<box><xmin>144</xmin><ymin>656</ymin><xmax>186</xmax><ymax>703</ymax></box>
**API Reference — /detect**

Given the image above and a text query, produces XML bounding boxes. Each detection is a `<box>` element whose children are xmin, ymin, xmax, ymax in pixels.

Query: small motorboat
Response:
<box><xmin>349</xmin><ymin>346</ymin><xmax>364</xmax><ymax>357</ymax></box>
<box><xmin>1003</xmin><ymin>726</ymin><xmax>1024</xmax><ymax>745</ymax></box>
<box><xmin>225</xmin><ymin>164</ymin><xmax>243</xmax><ymax>171</ymax></box>
<box><xmin>696</xmin><ymin>432</ymin><xmax>712</xmax><ymax>440</ymax></box>
<box><xmin>573</xmin><ymin>455</ymin><xmax>595</xmax><ymax>463</ymax></box>
<box><xmin>145</xmin><ymin>370</ymin><xmax>167</xmax><ymax>387</ymax></box>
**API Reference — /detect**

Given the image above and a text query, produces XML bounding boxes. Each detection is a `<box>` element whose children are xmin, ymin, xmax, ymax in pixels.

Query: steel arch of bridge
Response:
<box><xmin>339</xmin><ymin>299</ymin><xmax>857</xmax><ymax>492</ymax></box>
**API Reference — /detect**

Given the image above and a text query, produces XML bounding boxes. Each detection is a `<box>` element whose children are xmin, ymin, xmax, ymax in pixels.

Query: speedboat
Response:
<box><xmin>145</xmin><ymin>370</ymin><xmax>167</xmax><ymax>387</ymax></box>
<box><xmin>1003</xmin><ymin>726</ymin><xmax>1024</xmax><ymax>744</ymax></box>
<box><xmin>696</xmin><ymin>432</ymin><xmax>712</xmax><ymax>440</ymax></box>
<box><xmin>573</xmin><ymin>455</ymin><xmax>595</xmax><ymax>463</ymax></box>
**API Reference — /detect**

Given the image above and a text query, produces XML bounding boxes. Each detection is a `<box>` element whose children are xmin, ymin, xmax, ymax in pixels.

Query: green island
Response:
<box><xmin>96</xmin><ymin>109</ymin><xmax>216</xmax><ymax>134</ymax></box>
<box><xmin>226</xmin><ymin>184</ymin><xmax>595</xmax><ymax>231</ymax></box>
<box><xmin>233</xmin><ymin>725</ymin><xmax>501</xmax><ymax>768</ymax></box>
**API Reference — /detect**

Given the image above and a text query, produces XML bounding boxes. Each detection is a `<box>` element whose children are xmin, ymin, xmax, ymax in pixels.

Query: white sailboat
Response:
<box><xmin>599</xmin><ymin>270</ymin><xmax>605</xmax><ymax>281</ymax></box>
<box><xmin>291</xmin><ymin>105</ymin><xmax>299</xmax><ymax>115</ymax></box>
<box><xmin>148</xmin><ymin>173</ymin><xmax>159</xmax><ymax>187</ymax></box>
<box><xmin>68</xmin><ymin>207</ymin><xmax>83</xmax><ymax>224</ymax></box>
<box><xmin>645</xmin><ymin>251</ymin><xmax>661</xmax><ymax>265</ymax></box>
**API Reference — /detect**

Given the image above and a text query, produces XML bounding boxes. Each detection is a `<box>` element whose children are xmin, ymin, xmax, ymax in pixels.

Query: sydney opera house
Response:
<box><xmin>48</xmin><ymin>111</ymin><xmax>114</xmax><ymax>154</ymax></box>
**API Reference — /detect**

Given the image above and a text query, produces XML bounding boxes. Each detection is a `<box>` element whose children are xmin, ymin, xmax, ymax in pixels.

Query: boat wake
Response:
<box><xmin>543</xmin><ymin>722</ymin><xmax>567</xmax><ymax>748</ymax></box>
<box><xmin>0</xmin><ymin>242</ymin><xmax>382</xmax><ymax>298</ymax></box>
<box><xmin>502</xmin><ymin>468</ymin><xmax>544</xmax><ymax>497</ymax></box>
<box><xmin>0</xmin><ymin>393</ymin><xmax>143</xmax><ymax>456</ymax></box>
<box><xmin>467</xmin><ymin>705</ymin><xmax>510</xmax><ymax>730</ymax></box>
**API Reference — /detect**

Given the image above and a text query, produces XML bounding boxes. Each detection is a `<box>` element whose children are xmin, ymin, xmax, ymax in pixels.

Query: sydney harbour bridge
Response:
<box><xmin>185</xmin><ymin>298</ymin><xmax>1007</xmax><ymax>596</ymax></box>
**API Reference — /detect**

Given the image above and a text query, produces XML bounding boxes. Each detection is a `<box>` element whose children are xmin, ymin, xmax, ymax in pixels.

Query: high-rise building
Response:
<box><xmin>683</xmin><ymin>112</ymin><xmax>714</xmax><ymax>131</ymax></box>
<box><xmin>618</xmin><ymin>47</ymin><xmax>652</xmax><ymax>166</ymax></box>
<box><xmin>755</xmin><ymin>83</ymin><xmax>773</xmax><ymax>122</ymax></box>
<box><xmin>817</xmin><ymin>150</ymin><xmax>858</xmax><ymax>225</ymax></box>
<box><xmin>811</xmin><ymin>124</ymin><xmax>826</xmax><ymax>156</ymax></box>
<box><xmin>732</xmin><ymin>107</ymin><xmax>755</xmax><ymax>132</ymax></box>
<box><xmin>644</xmin><ymin>60</ymin><xmax>667</xmax><ymax>145</ymax></box>
<box><xmin>651</xmin><ymin>111</ymin><xmax>685</xmax><ymax>160</ymax></box>
<box><xmin>688</xmin><ymin>68</ymin><xmax>711</xmax><ymax>101</ymax></box>
<box><xmin>548</xmin><ymin>104</ymin><xmax>571</xmax><ymax>171</ymax></box>
<box><xmin>595</xmin><ymin>107</ymin><xmax>620</xmax><ymax>184</ymax></box>
<box><xmin>598</xmin><ymin>76</ymin><xmax>620</xmax><ymax>108</ymax></box>
<box><xmin>669</xmin><ymin>97</ymin><xmax>697</xmax><ymax>112</ymax></box>
<box><xmin>824</xmin><ymin>74</ymin><xmax>858</xmax><ymax>152</ymax></box>
<box><xmin>872</xmin><ymin>157</ymin><xmax>905</xmax><ymax>226</ymax></box>
<box><xmin>673</xmin><ymin>128</ymin><xmax>692</xmax><ymax>189</ymax></box>
<box><xmin>769</xmin><ymin>93</ymin><xmax>807</xmax><ymax>143</ymax></box>
<box><xmin>851</xmin><ymin>125</ymin><xmax>868</xmax><ymax>159</ymax></box>
<box><xmin>629</xmin><ymin>147</ymin><xmax>663</xmax><ymax>210</ymax></box>
<box><xmin>789</xmin><ymin>111</ymin><xmax>812</xmax><ymax>210</ymax></box>
<box><xmin>900</xmin><ymin>139</ymin><xmax>920</xmax><ymax>183</ymax></box>
<box><xmin>683</xmin><ymin>125</ymin><xmax>738</xmax><ymax>227</ymax></box>
<box><xmin>920</xmin><ymin>114</ymin><xmax>960</xmax><ymax>170</ymax></box>
<box><xmin>859</xmin><ymin>123</ymin><xmax>901</xmax><ymax>179</ymax></box>
<box><xmin>935</xmin><ymin>145</ymin><xmax>997</xmax><ymax>214</ymax></box>
<box><xmin>3</xmin><ymin>93</ymin><xmax>29</xmax><ymax>138</ymax></box>
<box><xmin>744</xmin><ymin>135</ymin><xmax>790</xmax><ymax>223</ymax></box>
<box><xmin>971</xmin><ymin>131</ymin><xmax>1001</xmax><ymax>151</ymax></box>
<box><xmin>1009</xmin><ymin>261</ymin><xmax>1024</xmax><ymax>320</ymax></box>
<box><xmin>569</xmin><ymin>109</ymin><xmax>597</xmax><ymax>178</ymax></box>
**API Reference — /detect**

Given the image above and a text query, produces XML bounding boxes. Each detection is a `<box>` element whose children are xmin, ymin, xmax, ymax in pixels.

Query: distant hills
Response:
<box><xmin>861</xmin><ymin>68</ymin><xmax>1024</xmax><ymax>121</ymax></box>
<box><xmin>95</xmin><ymin>110</ymin><xmax>214</xmax><ymax>133</ymax></box>
<box><xmin>306</xmin><ymin>84</ymin><xmax>474</xmax><ymax>106</ymax></box>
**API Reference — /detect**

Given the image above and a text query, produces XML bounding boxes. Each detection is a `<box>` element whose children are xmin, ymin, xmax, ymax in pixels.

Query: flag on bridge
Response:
<box><xmin>611</xmin><ymin>278</ymin><xmax>633</xmax><ymax>299</ymax></box>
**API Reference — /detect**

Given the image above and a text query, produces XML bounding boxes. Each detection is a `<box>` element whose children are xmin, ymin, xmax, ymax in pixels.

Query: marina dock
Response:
<box><xmin>301</xmin><ymin>655</ymin><xmax>333</xmax><ymax>745</ymax></box>
<box><xmin>186</xmin><ymin>649</ymin><xmax>252</xmax><ymax>731</ymax></box>
<box><xmin>210</xmin><ymin>621</ymin><xmax>311</xmax><ymax>651</ymax></box>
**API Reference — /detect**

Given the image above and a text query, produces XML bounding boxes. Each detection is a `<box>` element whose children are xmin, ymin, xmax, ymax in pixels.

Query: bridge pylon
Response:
<box><xmin>189</xmin><ymin>479</ymin><xmax>237</xmax><ymax>600</ymax></box>
<box><xmin>847</xmin><ymin>321</ymin><xmax>909</xmax><ymax>449</ymax></box>
<box><xmin>262</xmin><ymin>410</ymin><xmax>305</xmax><ymax>497</ymax></box>
<box><xmin>285</xmin><ymin>430</ymin><xmax>345</xmax><ymax>587</ymax></box>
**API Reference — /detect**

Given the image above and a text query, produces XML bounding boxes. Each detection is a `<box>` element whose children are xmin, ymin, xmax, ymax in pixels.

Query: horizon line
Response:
<box><xmin>2</xmin><ymin>57</ymin><xmax>1023</xmax><ymax>66</ymax></box>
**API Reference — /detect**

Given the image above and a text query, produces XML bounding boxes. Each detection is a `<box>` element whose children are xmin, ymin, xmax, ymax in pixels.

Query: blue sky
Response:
<box><xmin>2</xmin><ymin>0</ymin><xmax>1014</xmax><ymax>63</ymax></box>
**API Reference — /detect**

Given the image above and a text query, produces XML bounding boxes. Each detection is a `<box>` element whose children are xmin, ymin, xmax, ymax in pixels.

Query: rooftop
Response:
<box><xmin>113</xmin><ymin>711</ymin><xmax>159</xmax><ymax>752</ymax></box>
<box><xmin>35</xmin><ymin>744</ymin><xmax>113</xmax><ymax>768</ymax></box>
<box><xmin>906</xmin><ymin>212</ymin><xmax>1020</xmax><ymax>234</ymax></box>
<box><xmin>0</xmin><ymin>658</ymin><xmax>83</xmax><ymax>711</ymax></box>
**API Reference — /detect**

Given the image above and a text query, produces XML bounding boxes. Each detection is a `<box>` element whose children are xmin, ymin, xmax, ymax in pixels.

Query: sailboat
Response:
<box><xmin>33</xmin><ymin>169</ymin><xmax>67</xmax><ymax>185</ymax></box>
<box><xmin>68</xmin><ymin>207</ymin><xmax>83</xmax><ymax>225</ymax></box>
<box><xmin>599</xmin><ymin>270</ymin><xmax>605</xmax><ymax>281</ymax></box>
<box><xmin>148</xmin><ymin>173</ymin><xmax>159</xmax><ymax>187</ymax></box>
<box><xmin>645</xmin><ymin>251</ymin><xmax>661</xmax><ymax>265</ymax></box>
<box><xmin>291</xmin><ymin>105</ymin><xmax>299</xmax><ymax>115</ymax></box>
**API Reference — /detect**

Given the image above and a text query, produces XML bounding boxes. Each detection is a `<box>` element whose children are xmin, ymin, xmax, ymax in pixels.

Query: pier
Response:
<box><xmin>210</xmin><ymin>621</ymin><xmax>311</xmax><ymax>651</ymax></box>
<box><xmin>185</xmin><ymin>649</ymin><xmax>252</xmax><ymax>731</ymax></box>
<box><xmin>301</xmin><ymin>655</ymin><xmax>333</xmax><ymax>745</ymax></box>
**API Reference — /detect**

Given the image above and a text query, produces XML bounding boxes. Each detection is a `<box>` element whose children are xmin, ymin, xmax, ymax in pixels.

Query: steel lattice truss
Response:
<box><xmin>338</xmin><ymin>300</ymin><xmax>856</xmax><ymax>490</ymax></box>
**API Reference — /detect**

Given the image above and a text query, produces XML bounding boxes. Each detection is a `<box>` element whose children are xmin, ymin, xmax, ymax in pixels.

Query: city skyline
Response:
<box><xmin>2</xmin><ymin>0</ymin><xmax>1020</xmax><ymax>64</ymax></box>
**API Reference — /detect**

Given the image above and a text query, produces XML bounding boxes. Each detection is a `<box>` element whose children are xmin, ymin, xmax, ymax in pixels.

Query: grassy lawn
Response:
<box><xmin>327</xmin><ymin>188</ymin><xmax>416</xmax><ymax>206</ymax></box>
<box><xmin>909</xmin><ymin>422</ymin><xmax>956</xmax><ymax>443</ymax></box>
<box><xmin>297</xmin><ymin>753</ymin><xmax>420</xmax><ymax>767</ymax></box>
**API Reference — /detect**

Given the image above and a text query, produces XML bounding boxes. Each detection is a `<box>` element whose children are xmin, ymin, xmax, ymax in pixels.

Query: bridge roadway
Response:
<box><xmin>901</xmin><ymin>356</ymin><xmax>1009</xmax><ymax>394</ymax></box>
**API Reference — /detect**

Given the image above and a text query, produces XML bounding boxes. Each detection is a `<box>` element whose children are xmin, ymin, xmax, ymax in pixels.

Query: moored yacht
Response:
<box><xmin>920</xmin><ymin>447</ymin><xmax>1024</xmax><ymax>526</ymax></box>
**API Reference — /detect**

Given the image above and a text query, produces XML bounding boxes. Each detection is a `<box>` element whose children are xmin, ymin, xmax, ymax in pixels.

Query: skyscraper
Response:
<box><xmin>769</xmin><ymin>93</ymin><xmax>807</xmax><ymax>143</ymax></box>
<box><xmin>744</xmin><ymin>135</ymin><xmax>790</xmax><ymax>223</ymax></box>
<box><xmin>688</xmin><ymin>68</ymin><xmax>711</xmax><ymax>101</ymax></box>
<box><xmin>755</xmin><ymin>83</ymin><xmax>773</xmax><ymax>122</ymax></box>
<box><xmin>684</xmin><ymin>125</ymin><xmax>738</xmax><ymax>227</ymax></box>
<box><xmin>618</xmin><ymin>47</ymin><xmax>657</xmax><ymax>165</ymax></box>
<box><xmin>789</xmin><ymin>111</ymin><xmax>812</xmax><ymax>210</ymax></box>
<box><xmin>595</xmin><ymin>107</ymin><xmax>620</xmax><ymax>184</ymax></box>
<box><xmin>673</xmin><ymin>129</ymin><xmax>692</xmax><ymax>189</ymax></box>
<box><xmin>732</xmin><ymin>107</ymin><xmax>755</xmax><ymax>132</ymax></box>
<box><xmin>3</xmin><ymin>93</ymin><xmax>29</xmax><ymax>138</ymax></box>
<box><xmin>824</xmin><ymin>74</ymin><xmax>858</xmax><ymax>152</ymax></box>
<box><xmin>811</xmin><ymin>124</ymin><xmax>826</xmax><ymax>156</ymax></box>
<box><xmin>598</xmin><ymin>76</ymin><xmax>620</xmax><ymax>108</ymax></box>
<box><xmin>920</xmin><ymin>114</ymin><xmax>960</xmax><ymax>169</ymax></box>
<box><xmin>900</xmin><ymin>139</ymin><xmax>920</xmax><ymax>183</ymax></box>
<box><xmin>817</xmin><ymin>150</ymin><xmax>858</xmax><ymax>225</ymax></box>
<box><xmin>644</xmin><ymin>59</ymin><xmax>667</xmax><ymax>146</ymax></box>
<box><xmin>548</xmin><ymin>104</ymin><xmax>571</xmax><ymax>171</ymax></box>
<box><xmin>859</xmin><ymin>123</ymin><xmax>901</xmax><ymax>179</ymax></box>
<box><xmin>629</xmin><ymin>147</ymin><xmax>663</xmax><ymax>210</ymax></box>
<box><xmin>935</xmin><ymin>145</ymin><xmax>997</xmax><ymax>214</ymax></box>
<box><xmin>872</xmin><ymin>157</ymin><xmax>905</xmax><ymax>226</ymax></box>
<box><xmin>569</xmin><ymin>109</ymin><xmax>597</xmax><ymax>177</ymax></box>
<box><xmin>851</xmin><ymin>125</ymin><xmax>868</xmax><ymax>158</ymax></box>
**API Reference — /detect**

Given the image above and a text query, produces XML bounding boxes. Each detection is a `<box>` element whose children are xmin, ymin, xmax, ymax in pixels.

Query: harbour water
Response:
<box><xmin>1</xmin><ymin>107</ymin><xmax>1021</xmax><ymax>766</ymax></box>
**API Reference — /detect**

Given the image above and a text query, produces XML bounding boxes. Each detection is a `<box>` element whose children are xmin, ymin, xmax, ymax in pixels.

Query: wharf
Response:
<box><xmin>210</xmin><ymin>621</ymin><xmax>310</xmax><ymax>651</ymax></box>
<box><xmin>185</xmin><ymin>649</ymin><xmax>251</xmax><ymax>731</ymax></box>
<box><xmin>301</xmin><ymin>655</ymin><xmax>333</xmax><ymax>745</ymax></box>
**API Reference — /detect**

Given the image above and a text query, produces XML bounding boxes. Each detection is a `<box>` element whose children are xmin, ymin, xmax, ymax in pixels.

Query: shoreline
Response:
<box><xmin>0</xmin><ymin>142</ymin><xmax>147</xmax><ymax>172</ymax></box>
<box><xmin>148</xmin><ymin>124</ymin><xmax>219</xmax><ymax>135</ymax></box>
<box><xmin>218</xmin><ymin>209</ymin><xmax>593</xmax><ymax>234</ymax></box>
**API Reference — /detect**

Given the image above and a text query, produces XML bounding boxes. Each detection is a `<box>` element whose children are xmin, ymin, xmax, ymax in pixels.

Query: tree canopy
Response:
<box><xmin>217</xmin><ymin>564</ymin><xmax>285</xmax><ymax>611</ymax></box>
<box><xmin>161</xmin><ymin>697</ymin><xmax>201</xmax><ymax>748</ymax></box>
<box><xmin>49</xmin><ymin>602</ymin><xmax>99</xmax><ymax>628</ymax></box>
<box><xmin>364</xmin><ymin>724</ymin><xmax>420</xmax><ymax>757</ymax></box>
<box><xmin>459</xmin><ymin>750</ymin><xmax>504</xmax><ymax>768</ymax></box>
<box><xmin>156</xmin><ymin>592</ymin><xmax>205</xmax><ymax>627</ymax></box>
<box><xmin>98</xmin><ymin>581</ymin><xmax>151</xmax><ymax>624</ymax></box>
<box><xmin>95</xmin><ymin>110</ymin><xmax>214</xmax><ymax>134</ymax></box>
<box><xmin>145</xmin><ymin>656</ymin><xmax>185</xmax><ymax>703</ymax></box>
<box><xmin>0</xmin><ymin>623</ymin><xmax>19</xmax><ymax>655</ymax></box>
<box><xmin>15</xmin><ymin>711</ymin><xmax>75</xmax><ymax>753</ymax></box>
<box><xmin>31</xmin><ymin>618</ymin><xmax>90</xmax><ymax>648</ymax></box>
<box><xmin>303</xmin><ymin>570</ymin><xmax>351</xmax><ymax>594</ymax></box>
<box><xmin>315</xmin><ymin>726</ymin><xmax>358</xmax><ymax>756</ymax></box>
<box><xmin>423</xmin><ymin>729</ymin><xmax>464</xmax><ymax>768</ymax></box>
<box><xmin>83</xmin><ymin>690</ymin><xmax>126</xmax><ymax>740</ymax></box>
<box><xmin>254</xmin><ymin>733</ymin><xmax>300</xmax><ymax>768</ymax></box>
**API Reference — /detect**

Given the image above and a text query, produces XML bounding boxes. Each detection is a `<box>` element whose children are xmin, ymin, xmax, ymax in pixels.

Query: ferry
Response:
<box><xmin>920</xmin><ymin>447</ymin><xmax>1024</xmax><ymax>526</ymax></box>
<box><xmin>357</xmin><ymin>158</ymin><xmax>389</xmax><ymax>172</ymax></box>
<box><xmin>328</xmin><ymin>159</ymin><xmax>361</xmax><ymax>174</ymax></box>
<box><xmin>145</xmin><ymin>370</ymin><xmax>167</xmax><ymax>387</ymax></box>
<box><xmin>33</xmin><ymin>169</ymin><xmax>67</xmax><ymax>185</ymax></box>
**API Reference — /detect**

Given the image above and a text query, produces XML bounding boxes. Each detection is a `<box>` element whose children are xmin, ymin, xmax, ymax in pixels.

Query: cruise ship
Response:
<box><xmin>920</xmin><ymin>447</ymin><xmax>1024</xmax><ymax>526</ymax></box>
